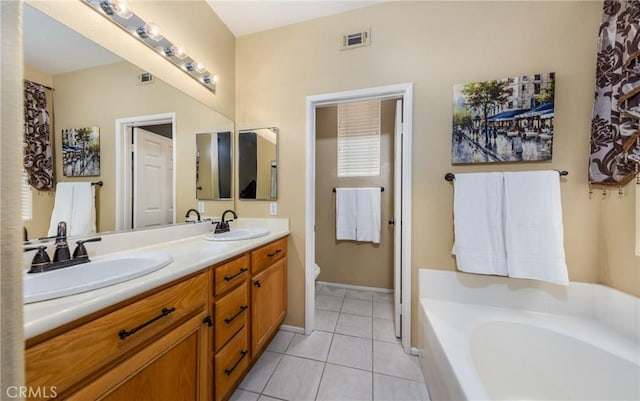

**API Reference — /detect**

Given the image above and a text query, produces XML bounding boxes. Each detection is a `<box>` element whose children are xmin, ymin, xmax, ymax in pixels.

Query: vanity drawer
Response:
<box><xmin>251</xmin><ymin>237</ymin><xmax>287</xmax><ymax>275</ymax></box>
<box><xmin>215</xmin><ymin>327</ymin><xmax>250</xmax><ymax>401</ymax></box>
<box><xmin>214</xmin><ymin>282</ymin><xmax>249</xmax><ymax>352</ymax></box>
<box><xmin>25</xmin><ymin>272</ymin><xmax>208</xmax><ymax>399</ymax></box>
<box><xmin>214</xmin><ymin>254</ymin><xmax>250</xmax><ymax>296</ymax></box>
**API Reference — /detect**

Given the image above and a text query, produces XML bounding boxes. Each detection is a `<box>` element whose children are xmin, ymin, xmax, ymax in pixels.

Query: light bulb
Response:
<box><xmin>164</xmin><ymin>45</ymin><xmax>186</xmax><ymax>60</ymax></box>
<box><xmin>100</xmin><ymin>0</ymin><xmax>132</xmax><ymax>19</ymax></box>
<box><xmin>185</xmin><ymin>62</ymin><xmax>206</xmax><ymax>74</ymax></box>
<box><xmin>137</xmin><ymin>23</ymin><xmax>162</xmax><ymax>41</ymax></box>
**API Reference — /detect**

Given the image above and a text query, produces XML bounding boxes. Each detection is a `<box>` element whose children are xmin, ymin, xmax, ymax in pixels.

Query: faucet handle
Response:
<box><xmin>73</xmin><ymin>237</ymin><xmax>102</xmax><ymax>260</ymax></box>
<box><xmin>24</xmin><ymin>246</ymin><xmax>51</xmax><ymax>273</ymax></box>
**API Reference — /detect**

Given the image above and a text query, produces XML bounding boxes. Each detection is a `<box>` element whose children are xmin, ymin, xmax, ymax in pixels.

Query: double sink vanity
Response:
<box><xmin>23</xmin><ymin>218</ymin><xmax>289</xmax><ymax>401</ymax></box>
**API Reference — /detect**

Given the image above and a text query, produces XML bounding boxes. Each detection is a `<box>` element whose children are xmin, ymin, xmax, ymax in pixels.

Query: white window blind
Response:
<box><xmin>22</xmin><ymin>171</ymin><xmax>32</xmax><ymax>221</ymax></box>
<box><xmin>337</xmin><ymin>100</ymin><xmax>381</xmax><ymax>177</ymax></box>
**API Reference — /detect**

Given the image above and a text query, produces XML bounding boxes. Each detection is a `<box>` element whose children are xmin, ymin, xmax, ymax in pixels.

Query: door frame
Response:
<box><xmin>114</xmin><ymin>112</ymin><xmax>177</xmax><ymax>231</ymax></box>
<box><xmin>304</xmin><ymin>83</ymin><xmax>413</xmax><ymax>353</ymax></box>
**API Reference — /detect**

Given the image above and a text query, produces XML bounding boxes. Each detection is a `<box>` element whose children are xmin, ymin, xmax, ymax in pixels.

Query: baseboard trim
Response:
<box><xmin>279</xmin><ymin>324</ymin><xmax>305</xmax><ymax>334</ymax></box>
<box><xmin>316</xmin><ymin>281</ymin><xmax>393</xmax><ymax>294</ymax></box>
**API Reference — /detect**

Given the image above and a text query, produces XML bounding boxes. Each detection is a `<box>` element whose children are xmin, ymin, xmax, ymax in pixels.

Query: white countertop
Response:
<box><xmin>24</xmin><ymin>218</ymin><xmax>289</xmax><ymax>340</ymax></box>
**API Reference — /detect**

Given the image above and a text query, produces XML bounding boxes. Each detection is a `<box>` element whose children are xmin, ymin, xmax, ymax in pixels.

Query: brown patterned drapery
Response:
<box><xmin>24</xmin><ymin>80</ymin><xmax>54</xmax><ymax>190</ymax></box>
<box><xmin>589</xmin><ymin>0</ymin><xmax>640</xmax><ymax>186</ymax></box>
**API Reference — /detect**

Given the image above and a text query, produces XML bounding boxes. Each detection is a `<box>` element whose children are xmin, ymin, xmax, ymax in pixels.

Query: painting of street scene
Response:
<box><xmin>452</xmin><ymin>72</ymin><xmax>555</xmax><ymax>164</ymax></box>
<box><xmin>62</xmin><ymin>127</ymin><xmax>100</xmax><ymax>176</ymax></box>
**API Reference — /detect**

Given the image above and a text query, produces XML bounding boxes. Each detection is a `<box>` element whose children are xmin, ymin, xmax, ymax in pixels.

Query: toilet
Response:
<box><xmin>313</xmin><ymin>262</ymin><xmax>321</xmax><ymax>280</ymax></box>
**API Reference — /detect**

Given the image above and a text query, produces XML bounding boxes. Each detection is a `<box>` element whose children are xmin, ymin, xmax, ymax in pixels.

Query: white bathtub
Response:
<box><xmin>417</xmin><ymin>269</ymin><xmax>640</xmax><ymax>401</ymax></box>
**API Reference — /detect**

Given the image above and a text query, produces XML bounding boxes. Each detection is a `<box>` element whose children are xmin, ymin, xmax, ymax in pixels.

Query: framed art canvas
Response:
<box><xmin>452</xmin><ymin>73</ymin><xmax>555</xmax><ymax>164</ymax></box>
<box><xmin>62</xmin><ymin>126</ymin><xmax>100</xmax><ymax>176</ymax></box>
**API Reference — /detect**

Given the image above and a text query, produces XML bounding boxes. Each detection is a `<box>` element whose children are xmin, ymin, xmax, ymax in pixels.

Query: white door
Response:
<box><xmin>393</xmin><ymin>99</ymin><xmax>403</xmax><ymax>338</ymax></box>
<box><xmin>133</xmin><ymin>128</ymin><xmax>173</xmax><ymax>229</ymax></box>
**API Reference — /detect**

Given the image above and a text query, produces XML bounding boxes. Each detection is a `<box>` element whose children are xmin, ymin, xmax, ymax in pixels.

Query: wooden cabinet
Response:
<box><xmin>67</xmin><ymin>313</ymin><xmax>209</xmax><ymax>401</ymax></box>
<box><xmin>251</xmin><ymin>240</ymin><xmax>287</xmax><ymax>356</ymax></box>
<box><xmin>25</xmin><ymin>235</ymin><xmax>288</xmax><ymax>401</ymax></box>
<box><xmin>211</xmin><ymin>255</ymin><xmax>251</xmax><ymax>401</ymax></box>
<box><xmin>25</xmin><ymin>272</ymin><xmax>209</xmax><ymax>401</ymax></box>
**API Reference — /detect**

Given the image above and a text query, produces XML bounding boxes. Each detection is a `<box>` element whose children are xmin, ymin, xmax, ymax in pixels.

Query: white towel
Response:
<box><xmin>355</xmin><ymin>188</ymin><xmax>381</xmax><ymax>243</ymax></box>
<box><xmin>48</xmin><ymin>182</ymin><xmax>96</xmax><ymax>237</ymax></box>
<box><xmin>503</xmin><ymin>171</ymin><xmax>568</xmax><ymax>285</ymax></box>
<box><xmin>452</xmin><ymin>173</ymin><xmax>508</xmax><ymax>276</ymax></box>
<box><xmin>336</xmin><ymin>188</ymin><xmax>357</xmax><ymax>240</ymax></box>
<box><xmin>69</xmin><ymin>182</ymin><xmax>96</xmax><ymax>237</ymax></box>
<box><xmin>48</xmin><ymin>183</ymin><xmax>74</xmax><ymax>237</ymax></box>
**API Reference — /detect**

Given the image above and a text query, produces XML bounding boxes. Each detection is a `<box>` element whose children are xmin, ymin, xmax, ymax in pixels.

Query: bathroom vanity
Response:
<box><xmin>24</xmin><ymin>222</ymin><xmax>288</xmax><ymax>401</ymax></box>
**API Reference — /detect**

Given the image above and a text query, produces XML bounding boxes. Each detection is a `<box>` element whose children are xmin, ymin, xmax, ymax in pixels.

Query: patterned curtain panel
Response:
<box><xmin>24</xmin><ymin>80</ymin><xmax>54</xmax><ymax>190</ymax></box>
<box><xmin>590</xmin><ymin>1</ymin><xmax>640</xmax><ymax>186</ymax></box>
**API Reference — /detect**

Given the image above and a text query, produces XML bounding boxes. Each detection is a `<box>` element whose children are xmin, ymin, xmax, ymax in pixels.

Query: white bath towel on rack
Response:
<box><xmin>452</xmin><ymin>172</ymin><xmax>508</xmax><ymax>276</ymax></box>
<box><xmin>336</xmin><ymin>188</ymin><xmax>357</xmax><ymax>240</ymax></box>
<box><xmin>503</xmin><ymin>171</ymin><xmax>568</xmax><ymax>285</ymax></box>
<box><xmin>48</xmin><ymin>182</ymin><xmax>96</xmax><ymax>237</ymax></box>
<box><xmin>355</xmin><ymin>188</ymin><xmax>381</xmax><ymax>244</ymax></box>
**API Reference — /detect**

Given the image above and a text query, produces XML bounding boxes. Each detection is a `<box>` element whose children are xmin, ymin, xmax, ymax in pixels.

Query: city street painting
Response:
<box><xmin>62</xmin><ymin>127</ymin><xmax>100</xmax><ymax>176</ymax></box>
<box><xmin>452</xmin><ymin>73</ymin><xmax>555</xmax><ymax>164</ymax></box>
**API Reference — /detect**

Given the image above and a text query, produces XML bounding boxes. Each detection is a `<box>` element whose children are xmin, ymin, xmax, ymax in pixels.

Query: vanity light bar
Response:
<box><xmin>82</xmin><ymin>0</ymin><xmax>216</xmax><ymax>93</ymax></box>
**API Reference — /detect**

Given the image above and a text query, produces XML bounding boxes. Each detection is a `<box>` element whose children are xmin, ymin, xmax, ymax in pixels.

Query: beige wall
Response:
<box><xmin>236</xmin><ymin>1</ymin><xmax>608</xmax><ymax>338</ymax></box>
<box><xmin>315</xmin><ymin>100</ymin><xmax>396</xmax><ymax>289</ymax></box>
<box><xmin>23</xmin><ymin>65</ymin><xmax>56</xmax><ymax>239</ymax></box>
<box><xmin>53</xmin><ymin>61</ymin><xmax>234</xmax><ymax>232</ymax></box>
<box><xmin>601</xmin><ymin>184</ymin><xmax>640</xmax><ymax>296</ymax></box>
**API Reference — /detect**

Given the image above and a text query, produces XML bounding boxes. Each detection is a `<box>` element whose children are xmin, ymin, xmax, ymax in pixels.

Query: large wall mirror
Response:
<box><xmin>22</xmin><ymin>3</ymin><xmax>234</xmax><ymax>241</ymax></box>
<box><xmin>196</xmin><ymin>132</ymin><xmax>232</xmax><ymax>200</ymax></box>
<box><xmin>238</xmin><ymin>128</ymin><xmax>278</xmax><ymax>200</ymax></box>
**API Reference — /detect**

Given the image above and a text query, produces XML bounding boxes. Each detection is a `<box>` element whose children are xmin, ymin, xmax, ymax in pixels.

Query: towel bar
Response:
<box><xmin>444</xmin><ymin>170</ymin><xmax>568</xmax><ymax>182</ymax></box>
<box><xmin>332</xmin><ymin>187</ymin><xmax>384</xmax><ymax>192</ymax></box>
<box><xmin>92</xmin><ymin>181</ymin><xmax>103</xmax><ymax>187</ymax></box>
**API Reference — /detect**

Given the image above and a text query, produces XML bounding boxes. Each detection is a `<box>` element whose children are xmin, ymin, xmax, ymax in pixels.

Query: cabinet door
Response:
<box><xmin>251</xmin><ymin>258</ymin><xmax>287</xmax><ymax>355</ymax></box>
<box><xmin>68</xmin><ymin>314</ymin><xmax>210</xmax><ymax>401</ymax></box>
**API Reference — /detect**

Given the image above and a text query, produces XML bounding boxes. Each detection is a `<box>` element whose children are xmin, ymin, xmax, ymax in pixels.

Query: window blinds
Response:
<box><xmin>22</xmin><ymin>171</ymin><xmax>32</xmax><ymax>220</ymax></box>
<box><xmin>337</xmin><ymin>100</ymin><xmax>381</xmax><ymax>177</ymax></box>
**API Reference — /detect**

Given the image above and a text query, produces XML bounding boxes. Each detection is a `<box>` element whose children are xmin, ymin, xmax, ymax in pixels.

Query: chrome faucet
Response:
<box><xmin>185</xmin><ymin>208</ymin><xmax>201</xmax><ymax>223</ymax></box>
<box><xmin>24</xmin><ymin>221</ymin><xmax>101</xmax><ymax>273</ymax></box>
<box><xmin>214</xmin><ymin>209</ymin><xmax>237</xmax><ymax>234</ymax></box>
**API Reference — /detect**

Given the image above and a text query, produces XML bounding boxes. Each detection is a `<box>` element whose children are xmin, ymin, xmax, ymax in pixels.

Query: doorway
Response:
<box><xmin>115</xmin><ymin>113</ymin><xmax>177</xmax><ymax>231</ymax></box>
<box><xmin>305</xmin><ymin>83</ymin><xmax>413</xmax><ymax>353</ymax></box>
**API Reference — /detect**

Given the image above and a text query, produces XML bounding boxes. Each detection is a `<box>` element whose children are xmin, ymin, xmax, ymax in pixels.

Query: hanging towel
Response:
<box><xmin>48</xmin><ymin>182</ymin><xmax>74</xmax><ymax>237</ymax></box>
<box><xmin>48</xmin><ymin>182</ymin><xmax>96</xmax><ymax>237</ymax></box>
<box><xmin>69</xmin><ymin>182</ymin><xmax>96</xmax><ymax>237</ymax></box>
<box><xmin>356</xmin><ymin>188</ymin><xmax>381</xmax><ymax>243</ymax></box>
<box><xmin>503</xmin><ymin>171</ymin><xmax>568</xmax><ymax>285</ymax></box>
<box><xmin>452</xmin><ymin>173</ymin><xmax>508</xmax><ymax>276</ymax></box>
<box><xmin>336</xmin><ymin>188</ymin><xmax>357</xmax><ymax>240</ymax></box>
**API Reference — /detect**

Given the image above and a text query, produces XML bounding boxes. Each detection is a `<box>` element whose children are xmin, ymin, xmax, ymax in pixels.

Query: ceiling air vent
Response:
<box><xmin>138</xmin><ymin>72</ymin><xmax>154</xmax><ymax>85</ymax></box>
<box><xmin>341</xmin><ymin>29</ymin><xmax>370</xmax><ymax>50</ymax></box>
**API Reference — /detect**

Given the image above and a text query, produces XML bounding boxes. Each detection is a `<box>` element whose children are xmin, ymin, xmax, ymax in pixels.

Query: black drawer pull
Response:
<box><xmin>225</xmin><ymin>350</ymin><xmax>248</xmax><ymax>376</ymax></box>
<box><xmin>118</xmin><ymin>307</ymin><xmax>176</xmax><ymax>340</ymax></box>
<box><xmin>254</xmin><ymin>280</ymin><xmax>261</xmax><ymax>288</ymax></box>
<box><xmin>203</xmin><ymin>315</ymin><xmax>213</xmax><ymax>327</ymax></box>
<box><xmin>224</xmin><ymin>267</ymin><xmax>248</xmax><ymax>282</ymax></box>
<box><xmin>267</xmin><ymin>248</ymin><xmax>282</xmax><ymax>257</ymax></box>
<box><xmin>224</xmin><ymin>305</ymin><xmax>248</xmax><ymax>324</ymax></box>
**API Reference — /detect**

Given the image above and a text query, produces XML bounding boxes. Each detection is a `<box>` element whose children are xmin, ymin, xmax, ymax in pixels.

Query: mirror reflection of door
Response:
<box><xmin>132</xmin><ymin>126</ymin><xmax>173</xmax><ymax>229</ymax></box>
<box><xmin>238</xmin><ymin>128</ymin><xmax>278</xmax><ymax>200</ymax></box>
<box><xmin>196</xmin><ymin>132</ymin><xmax>232</xmax><ymax>200</ymax></box>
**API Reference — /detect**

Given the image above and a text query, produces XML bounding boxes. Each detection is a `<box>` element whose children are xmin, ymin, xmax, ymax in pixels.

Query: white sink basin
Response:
<box><xmin>203</xmin><ymin>227</ymin><xmax>270</xmax><ymax>241</ymax></box>
<box><xmin>24</xmin><ymin>251</ymin><xmax>173</xmax><ymax>304</ymax></box>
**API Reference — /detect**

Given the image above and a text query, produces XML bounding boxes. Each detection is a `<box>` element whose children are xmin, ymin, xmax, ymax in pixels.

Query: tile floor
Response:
<box><xmin>230</xmin><ymin>284</ymin><xmax>430</xmax><ymax>401</ymax></box>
